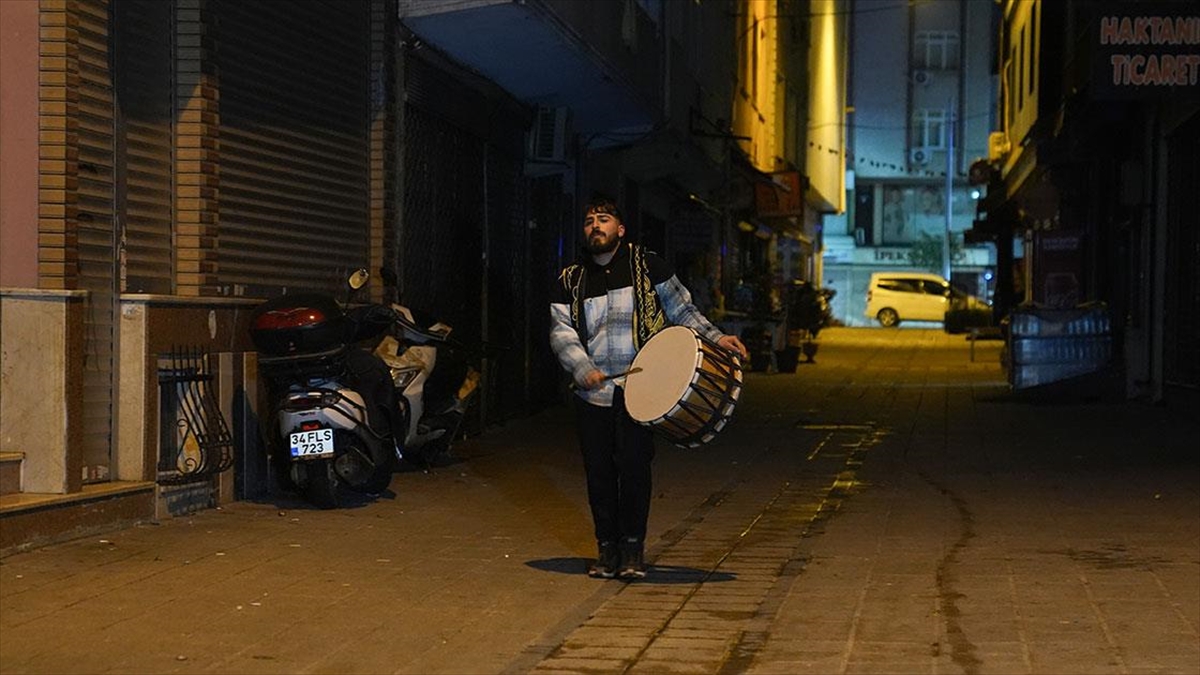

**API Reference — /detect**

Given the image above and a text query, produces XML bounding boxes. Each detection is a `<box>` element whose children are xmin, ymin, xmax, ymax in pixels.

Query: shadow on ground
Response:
<box><xmin>525</xmin><ymin>558</ymin><xmax>737</xmax><ymax>583</ymax></box>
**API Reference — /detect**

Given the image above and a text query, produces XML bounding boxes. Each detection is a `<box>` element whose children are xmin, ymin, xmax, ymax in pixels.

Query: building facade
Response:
<box><xmin>822</xmin><ymin>0</ymin><xmax>997</xmax><ymax>327</ymax></box>
<box><xmin>1</xmin><ymin>0</ymin><xmax>408</xmax><ymax>552</ymax></box>
<box><xmin>970</xmin><ymin>0</ymin><xmax>1199</xmax><ymax>405</ymax></box>
<box><xmin>0</xmin><ymin>0</ymin><xmax>850</xmax><ymax>551</ymax></box>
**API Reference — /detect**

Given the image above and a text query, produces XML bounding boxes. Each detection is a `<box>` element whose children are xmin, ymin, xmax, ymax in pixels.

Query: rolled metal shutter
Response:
<box><xmin>77</xmin><ymin>0</ymin><xmax>117</xmax><ymax>483</ymax></box>
<box><xmin>1164</xmin><ymin>114</ymin><xmax>1200</xmax><ymax>391</ymax></box>
<box><xmin>403</xmin><ymin>51</ymin><xmax>530</xmax><ymax>425</ymax></box>
<box><xmin>113</xmin><ymin>0</ymin><xmax>174</xmax><ymax>294</ymax></box>
<box><xmin>482</xmin><ymin>149</ymin><xmax>528</xmax><ymax>423</ymax></box>
<box><xmin>215</xmin><ymin>0</ymin><xmax>370</xmax><ymax>295</ymax></box>
<box><xmin>401</xmin><ymin>105</ymin><xmax>485</xmax><ymax>341</ymax></box>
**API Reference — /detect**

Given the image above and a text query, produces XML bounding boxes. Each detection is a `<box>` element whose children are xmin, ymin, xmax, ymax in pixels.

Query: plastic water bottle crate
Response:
<box><xmin>1009</xmin><ymin>335</ymin><xmax>1112</xmax><ymax>365</ymax></box>
<box><xmin>1009</xmin><ymin>308</ymin><xmax>1111</xmax><ymax>337</ymax></box>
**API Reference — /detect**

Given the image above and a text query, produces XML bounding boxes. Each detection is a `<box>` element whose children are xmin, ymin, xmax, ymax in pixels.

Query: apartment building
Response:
<box><xmin>822</xmin><ymin>0</ymin><xmax>997</xmax><ymax>326</ymax></box>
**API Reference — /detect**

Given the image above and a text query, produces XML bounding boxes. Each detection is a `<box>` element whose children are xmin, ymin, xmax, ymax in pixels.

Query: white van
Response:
<box><xmin>864</xmin><ymin>272</ymin><xmax>988</xmax><ymax>327</ymax></box>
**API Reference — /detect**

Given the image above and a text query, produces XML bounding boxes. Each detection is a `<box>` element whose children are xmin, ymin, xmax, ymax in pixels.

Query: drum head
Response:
<box><xmin>624</xmin><ymin>326</ymin><xmax>699</xmax><ymax>423</ymax></box>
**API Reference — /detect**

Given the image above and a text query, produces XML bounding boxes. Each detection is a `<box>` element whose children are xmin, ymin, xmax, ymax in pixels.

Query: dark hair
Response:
<box><xmin>583</xmin><ymin>194</ymin><xmax>623</xmax><ymax>223</ymax></box>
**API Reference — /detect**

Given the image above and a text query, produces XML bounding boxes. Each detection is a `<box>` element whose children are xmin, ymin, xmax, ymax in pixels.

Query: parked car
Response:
<box><xmin>864</xmin><ymin>272</ymin><xmax>989</xmax><ymax>328</ymax></box>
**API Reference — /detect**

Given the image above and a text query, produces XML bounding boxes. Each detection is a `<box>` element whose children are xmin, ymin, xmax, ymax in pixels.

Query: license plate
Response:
<box><xmin>289</xmin><ymin>428</ymin><xmax>334</xmax><ymax>458</ymax></box>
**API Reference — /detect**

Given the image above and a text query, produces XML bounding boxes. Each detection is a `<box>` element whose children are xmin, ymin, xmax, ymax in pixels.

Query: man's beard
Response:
<box><xmin>586</xmin><ymin>232</ymin><xmax>620</xmax><ymax>254</ymax></box>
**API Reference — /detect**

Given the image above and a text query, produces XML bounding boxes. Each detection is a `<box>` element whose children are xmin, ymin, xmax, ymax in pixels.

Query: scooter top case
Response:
<box><xmin>250</xmin><ymin>292</ymin><xmax>350</xmax><ymax>357</ymax></box>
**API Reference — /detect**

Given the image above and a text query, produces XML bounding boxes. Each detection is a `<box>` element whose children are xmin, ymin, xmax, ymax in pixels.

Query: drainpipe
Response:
<box><xmin>480</xmin><ymin>143</ymin><xmax>490</xmax><ymax>427</ymax></box>
<box><xmin>660</xmin><ymin>0</ymin><xmax>670</xmax><ymax>125</ymax></box>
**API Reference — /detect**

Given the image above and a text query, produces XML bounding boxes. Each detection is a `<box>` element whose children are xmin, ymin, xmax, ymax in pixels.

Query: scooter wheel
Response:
<box><xmin>334</xmin><ymin>429</ymin><xmax>394</xmax><ymax>494</ymax></box>
<box><xmin>303</xmin><ymin>460</ymin><xmax>340</xmax><ymax>509</ymax></box>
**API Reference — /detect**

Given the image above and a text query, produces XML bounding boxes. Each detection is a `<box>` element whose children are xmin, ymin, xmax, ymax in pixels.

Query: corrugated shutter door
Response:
<box><xmin>483</xmin><ymin>149</ymin><xmax>527</xmax><ymax>423</ymax></box>
<box><xmin>403</xmin><ymin>51</ymin><xmax>531</xmax><ymax>427</ymax></box>
<box><xmin>215</xmin><ymin>0</ymin><xmax>370</xmax><ymax>295</ymax></box>
<box><xmin>113</xmin><ymin>0</ymin><xmax>174</xmax><ymax>294</ymax></box>
<box><xmin>77</xmin><ymin>0</ymin><xmax>117</xmax><ymax>483</ymax></box>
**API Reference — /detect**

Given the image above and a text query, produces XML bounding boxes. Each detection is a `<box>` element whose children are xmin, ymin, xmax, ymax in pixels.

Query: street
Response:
<box><xmin>1</xmin><ymin>328</ymin><xmax>1197</xmax><ymax>675</ymax></box>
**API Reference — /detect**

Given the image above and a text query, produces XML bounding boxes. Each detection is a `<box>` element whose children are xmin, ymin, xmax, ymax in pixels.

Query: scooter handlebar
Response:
<box><xmin>391</xmin><ymin>311</ymin><xmax>464</xmax><ymax>349</ymax></box>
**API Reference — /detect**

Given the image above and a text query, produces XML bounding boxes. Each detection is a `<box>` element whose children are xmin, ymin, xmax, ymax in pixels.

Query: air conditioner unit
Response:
<box><xmin>912</xmin><ymin>70</ymin><xmax>932</xmax><ymax>85</ymax></box>
<box><xmin>529</xmin><ymin>106</ymin><xmax>569</xmax><ymax>163</ymax></box>
<box><xmin>987</xmin><ymin>131</ymin><xmax>1012</xmax><ymax>162</ymax></box>
<box><xmin>909</xmin><ymin>147</ymin><xmax>930</xmax><ymax>165</ymax></box>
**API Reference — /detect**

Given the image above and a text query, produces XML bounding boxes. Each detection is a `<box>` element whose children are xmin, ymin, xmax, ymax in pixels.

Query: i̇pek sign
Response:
<box><xmin>821</xmin><ymin>246</ymin><xmax>992</xmax><ymax>268</ymax></box>
<box><xmin>1093</xmin><ymin>2</ymin><xmax>1200</xmax><ymax>99</ymax></box>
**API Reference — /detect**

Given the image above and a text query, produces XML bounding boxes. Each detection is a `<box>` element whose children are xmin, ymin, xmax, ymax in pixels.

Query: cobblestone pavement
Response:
<box><xmin>1</xmin><ymin>328</ymin><xmax>1197</xmax><ymax>675</ymax></box>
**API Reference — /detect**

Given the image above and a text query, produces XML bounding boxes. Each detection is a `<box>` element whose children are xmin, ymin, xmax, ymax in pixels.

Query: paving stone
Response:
<box><xmin>2</xmin><ymin>329</ymin><xmax>1195</xmax><ymax>675</ymax></box>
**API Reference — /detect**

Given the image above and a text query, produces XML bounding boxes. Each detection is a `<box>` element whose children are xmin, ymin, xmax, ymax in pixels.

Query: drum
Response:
<box><xmin>623</xmin><ymin>326</ymin><xmax>743</xmax><ymax>448</ymax></box>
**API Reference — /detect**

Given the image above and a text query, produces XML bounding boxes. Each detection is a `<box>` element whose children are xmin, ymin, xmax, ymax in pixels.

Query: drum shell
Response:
<box><xmin>625</xmin><ymin>327</ymin><xmax>742</xmax><ymax>448</ymax></box>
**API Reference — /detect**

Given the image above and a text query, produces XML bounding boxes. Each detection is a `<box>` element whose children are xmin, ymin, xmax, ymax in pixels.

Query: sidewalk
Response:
<box><xmin>742</xmin><ymin>329</ymin><xmax>1200</xmax><ymax>674</ymax></box>
<box><xmin>1</xmin><ymin>328</ymin><xmax>1197</xmax><ymax>675</ymax></box>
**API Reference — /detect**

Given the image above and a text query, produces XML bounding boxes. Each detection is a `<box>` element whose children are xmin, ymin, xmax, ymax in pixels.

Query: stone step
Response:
<box><xmin>0</xmin><ymin>452</ymin><xmax>23</xmax><ymax>496</ymax></box>
<box><xmin>0</xmin><ymin>481</ymin><xmax>156</xmax><ymax>557</ymax></box>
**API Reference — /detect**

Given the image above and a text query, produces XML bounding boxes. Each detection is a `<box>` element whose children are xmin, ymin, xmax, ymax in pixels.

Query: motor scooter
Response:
<box><xmin>372</xmin><ymin>292</ymin><xmax>480</xmax><ymax>469</ymax></box>
<box><xmin>249</xmin><ymin>269</ymin><xmax>400</xmax><ymax>507</ymax></box>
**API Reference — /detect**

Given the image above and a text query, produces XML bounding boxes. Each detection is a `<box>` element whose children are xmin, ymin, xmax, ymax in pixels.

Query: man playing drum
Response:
<box><xmin>549</xmin><ymin>195</ymin><xmax>748</xmax><ymax>580</ymax></box>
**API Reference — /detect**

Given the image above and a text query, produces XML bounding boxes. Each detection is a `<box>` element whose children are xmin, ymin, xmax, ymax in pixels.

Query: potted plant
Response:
<box><xmin>784</xmin><ymin>281</ymin><xmax>835</xmax><ymax>364</ymax></box>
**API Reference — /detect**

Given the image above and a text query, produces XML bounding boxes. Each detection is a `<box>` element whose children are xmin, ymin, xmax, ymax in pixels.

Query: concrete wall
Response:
<box><xmin>849</xmin><ymin>0</ymin><xmax>910</xmax><ymax>181</ymax></box>
<box><xmin>117</xmin><ymin>296</ymin><xmax>260</xmax><ymax>495</ymax></box>
<box><xmin>805</xmin><ymin>0</ymin><xmax>849</xmax><ymax>214</ymax></box>
<box><xmin>0</xmin><ymin>289</ymin><xmax>261</xmax><ymax>501</ymax></box>
<box><xmin>0</xmin><ymin>291</ymin><xmax>86</xmax><ymax>493</ymax></box>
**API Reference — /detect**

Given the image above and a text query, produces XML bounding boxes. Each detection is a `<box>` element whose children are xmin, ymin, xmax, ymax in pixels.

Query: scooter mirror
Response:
<box><xmin>348</xmin><ymin>268</ymin><xmax>370</xmax><ymax>290</ymax></box>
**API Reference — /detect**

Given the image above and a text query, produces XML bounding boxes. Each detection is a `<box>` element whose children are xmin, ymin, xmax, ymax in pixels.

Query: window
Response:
<box><xmin>1028</xmin><ymin>3</ymin><xmax>1037</xmax><ymax>96</ymax></box>
<box><xmin>912</xmin><ymin>109</ymin><xmax>947</xmax><ymax>150</ymax></box>
<box><xmin>750</xmin><ymin>17</ymin><xmax>760</xmax><ymax>104</ymax></box>
<box><xmin>879</xmin><ymin>279</ymin><xmax>922</xmax><ymax>293</ymax></box>
<box><xmin>921</xmin><ymin>280</ymin><xmax>949</xmax><ymax>296</ymax></box>
<box><xmin>785</xmin><ymin>88</ymin><xmax>799</xmax><ymax>164</ymax></box>
<box><xmin>739</xmin><ymin>11</ymin><xmax>752</xmax><ymax>98</ymax></box>
<box><xmin>914</xmin><ymin>31</ymin><xmax>960</xmax><ymax>70</ymax></box>
<box><xmin>1018</xmin><ymin>26</ymin><xmax>1025</xmax><ymax>111</ymax></box>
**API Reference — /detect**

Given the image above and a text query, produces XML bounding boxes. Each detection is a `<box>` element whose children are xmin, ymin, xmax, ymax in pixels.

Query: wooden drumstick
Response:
<box><xmin>602</xmin><ymin>366</ymin><xmax>643</xmax><ymax>381</ymax></box>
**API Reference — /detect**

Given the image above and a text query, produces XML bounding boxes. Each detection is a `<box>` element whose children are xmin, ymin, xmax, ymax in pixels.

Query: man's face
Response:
<box><xmin>583</xmin><ymin>208</ymin><xmax>624</xmax><ymax>254</ymax></box>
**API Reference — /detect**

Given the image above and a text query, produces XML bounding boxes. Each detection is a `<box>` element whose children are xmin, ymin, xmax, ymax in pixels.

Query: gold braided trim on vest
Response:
<box><xmin>559</xmin><ymin>264</ymin><xmax>586</xmax><ymax>338</ymax></box>
<box><xmin>631</xmin><ymin>244</ymin><xmax>666</xmax><ymax>350</ymax></box>
<box><xmin>559</xmin><ymin>245</ymin><xmax>665</xmax><ymax>350</ymax></box>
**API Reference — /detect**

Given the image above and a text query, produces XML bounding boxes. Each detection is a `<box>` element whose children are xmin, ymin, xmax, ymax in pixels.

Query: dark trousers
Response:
<box><xmin>574</xmin><ymin>387</ymin><xmax>656</xmax><ymax>543</ymax></box>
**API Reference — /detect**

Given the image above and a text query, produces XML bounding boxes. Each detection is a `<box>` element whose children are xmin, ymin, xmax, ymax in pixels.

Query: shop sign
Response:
<box><xmin>755</xmin><ymin>171</ymin><xmax>804</xmax><ymax>218</ymax></box>
<box><xmin>1093</xmin><ymin>2</ymin><xmax>1200</xmax><ymax>99</ymax></box>
<box><xmin>823</xmin><ymin>245</ymin><xmax>994</xmax><ymax>268</ymax></box>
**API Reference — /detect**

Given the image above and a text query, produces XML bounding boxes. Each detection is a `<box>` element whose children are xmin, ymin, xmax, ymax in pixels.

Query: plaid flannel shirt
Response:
<box><xmin>549</xmin><ymin>245</ymin><xmax>726</xmax><ymax>407</ymax></box>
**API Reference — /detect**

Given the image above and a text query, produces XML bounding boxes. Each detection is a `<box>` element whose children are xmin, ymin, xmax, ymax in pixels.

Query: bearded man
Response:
<box><xmin>549</xmin><ymin>194</ymin><xmax>747</xmax><ymax>580</ymax></box>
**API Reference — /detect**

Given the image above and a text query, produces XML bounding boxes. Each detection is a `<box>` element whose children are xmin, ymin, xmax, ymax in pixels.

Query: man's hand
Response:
<box><xmin>717</xmin><ymin>335</ymin><xmax>749</xmax><ymax>360</ymax></box>
<box><xmin>580</xmin><ymin>369</ymin><xmax>607</xmax><ymax>390</ymax></box>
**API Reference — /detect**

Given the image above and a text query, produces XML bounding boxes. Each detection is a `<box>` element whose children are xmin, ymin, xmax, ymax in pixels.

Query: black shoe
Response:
<box><xmin>618</xmin><ymin>537</ymin><xmax>646</xmax><ymax>580</ymax></box>
<box><xmin>588</xmin><ymin>540</ymin><xmax>619</xmax><ymax>579</ymax></box>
